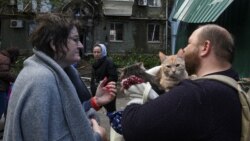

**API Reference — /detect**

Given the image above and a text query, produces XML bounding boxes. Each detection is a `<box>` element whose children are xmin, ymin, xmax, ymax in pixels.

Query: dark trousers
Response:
<box><xmin>0</xmin><ymin>92</ymin><xmax>7</xmax><ymax>117</ymax></box>
<box><xmin>91</xmin><ymin>87</ymin><xmax>116</xmax><ymax>113</ymax></box>
<box><xmin>103</xmin><ymin>98</ymin><xmax>116</xmax><ymax>113</ymax></box>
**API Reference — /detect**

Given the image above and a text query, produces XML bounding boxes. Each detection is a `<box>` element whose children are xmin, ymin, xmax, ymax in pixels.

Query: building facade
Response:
<box><xmin>0</xmin><ymin>0</ymin><xmax>169</xmax><ymax>54</ymax></box>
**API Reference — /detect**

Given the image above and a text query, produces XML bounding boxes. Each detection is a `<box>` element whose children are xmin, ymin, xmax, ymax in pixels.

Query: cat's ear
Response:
<box><xmin>138</xmin><ymin>62</ymin><xmax>143</xmax><ymax>66</ymax></box>
<box><xmin>176</xmin><ymin>48</ymin><xmax>184</xmax><ymax>58</ymax></box>
<box><xmin>159</xmin><ymin>51</ymin><xmax>167</xmax><ymax>62</ymax></box>
<box><xmin>118</xmin><ymin>67</ymin><xmax>124</xmax><ymax>73</ymax></box>
<box><xmin>137</xmin><ymin>62</ymin><xmax>146</xmax><ymax>70</ymax></box>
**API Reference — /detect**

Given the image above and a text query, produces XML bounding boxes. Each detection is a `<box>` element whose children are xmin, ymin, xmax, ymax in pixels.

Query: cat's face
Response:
<box><xmin>159</xmin><ymin>52</ymin><xmax>186</xmax><ymax>78</ymax></box>
<box><xmin>118</xmin><ymin>62</ymin><xmax>146</xmax><ymax>80</ymax></box>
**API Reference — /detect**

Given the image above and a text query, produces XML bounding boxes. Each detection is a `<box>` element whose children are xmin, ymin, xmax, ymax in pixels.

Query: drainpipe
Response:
<box><xmin>165</xmin><ymin>0</ymin><xmax>168</xmax><ymax>54</ymax></box>
<box><xmin>171</xmin><ymin>21</ymin><xmax>180</xmax><ymax>54</ymax></box>
<box><xmin>169</xmin><ymin>0</ymin><xmax>180</xmax><ymax>55</ymax></box>
<box><xmin>17</xmin><ymin>0</ymin><xmax>24</xmax><ymax>12</ymax></box>
<box><xmin>32</xmin><ymin>0</ymin><xmax>37</xmax><ymax>13</ymax></box>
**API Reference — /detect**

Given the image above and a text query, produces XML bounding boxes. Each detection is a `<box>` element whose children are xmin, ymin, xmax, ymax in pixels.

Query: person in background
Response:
<box><xmin>3</xmin><ymin>13</ymin><xmax>116</xmax><ymax>141</ymax></box>
<box><xmin>91</xmin><ymin>43</ymin><xmax>118</xmax><ymax>113</ymax></box>
<box><xmin>0</xmin><ymin>48</ymin><xmax>19</xmax><ymax>139</ymax></box>
<box><xmin>0</xmin><ymin>48</ymin><xmax>19</xmax><ymax>118</ymax></box>
<box><xmin>121</xmin><ymin>24</ymin><xmax>241</xmax><ymax>141</ymax></box>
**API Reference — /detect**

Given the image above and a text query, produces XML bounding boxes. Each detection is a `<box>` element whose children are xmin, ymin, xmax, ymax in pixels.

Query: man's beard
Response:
<box><xmin>184</xmin><ymin>50</ymin><xmax>200</xmax><ymax>75</ymax></box>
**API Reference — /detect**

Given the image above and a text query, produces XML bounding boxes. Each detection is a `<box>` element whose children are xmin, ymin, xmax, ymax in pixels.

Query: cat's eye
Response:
<box><xmin>166</xmin><ymin>65</ymin><xmax>171</xmax><ymax>68</ymax></box>
<box><xmin>176</xmin><ymin>64</ymin><xmax>180</xmax><ymax>67</ymax></box>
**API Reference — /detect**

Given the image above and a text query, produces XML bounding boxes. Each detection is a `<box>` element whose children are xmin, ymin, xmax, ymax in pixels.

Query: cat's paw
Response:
<box><xmin>189</xmin><ymin>74</ymin><xmax>198</xmax><ymax>80</ymax></box>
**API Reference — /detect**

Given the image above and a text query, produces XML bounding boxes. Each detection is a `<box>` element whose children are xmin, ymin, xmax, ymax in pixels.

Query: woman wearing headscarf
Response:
<box><xmin>91</xmin><ymin>43</ymin><xmax>118</xmax><ymax>113</ymax></box>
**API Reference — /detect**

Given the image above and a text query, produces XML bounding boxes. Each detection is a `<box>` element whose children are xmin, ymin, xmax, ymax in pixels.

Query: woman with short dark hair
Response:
<box><xmin>4</xmin><ymin>13</ymin><xmax>116</xmax><ymax>141</ymax></box>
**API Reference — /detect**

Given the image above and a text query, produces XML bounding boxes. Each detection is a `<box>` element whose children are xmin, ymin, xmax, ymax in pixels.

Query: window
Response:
<box><xmin>148</xmin><ymin>0</ymin><xmax>161</xmax><ymax>7</ymax></box>
<box><xmin>138</xmin><ymin>0</ymin><xmax>147</xmax><ymax>6</ymax></box>
<box><xmin>110</xmin><ymin>23</ymin><xmax>123</xmax><ymax>41</ymax></box>
<box><xmin>148</xmin><ymin>23</ymin><xmax>160</xmax><ymax>42</ymax></box>
<box><xmin>29</xmin><ymin>21</ymin><xmax>36</xmax><ymax>36</ymax></box>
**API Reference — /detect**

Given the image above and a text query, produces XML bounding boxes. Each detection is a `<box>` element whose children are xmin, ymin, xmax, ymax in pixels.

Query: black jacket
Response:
<box><xmin>122</xmin><ymin>68</ymin><xmax>241</xmax><ymax>141</ymax></box>
<box><xmin>64</xmin><ymin>66</ymin><xmax>92</xmax><ymax>103</ymax></box>
<box><xmin>91</xmin><ymin>56</ymin><xmax>118</xmax><ymax>95</ymax></box>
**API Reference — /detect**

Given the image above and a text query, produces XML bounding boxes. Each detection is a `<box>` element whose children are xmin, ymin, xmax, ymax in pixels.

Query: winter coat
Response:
<box><xmin>4</xmin><ymin>50</ymin><xmax>99</xmax><ymax>141</ymax></box>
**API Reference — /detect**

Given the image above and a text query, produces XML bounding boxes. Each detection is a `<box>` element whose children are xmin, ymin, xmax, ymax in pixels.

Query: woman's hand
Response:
<box><xmin>95</xmin><ymin>77</ymin><xmax>117</xmax><ymax>106</ymax></box>
<box><xmin>91</xmin><ymin>119</ymin><xmax>108</xmax><ymax>141</ymax></box>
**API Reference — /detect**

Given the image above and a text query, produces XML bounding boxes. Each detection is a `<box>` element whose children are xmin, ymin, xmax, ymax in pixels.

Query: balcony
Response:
<box><xmin>103</xmin><ymin>0</ymin><xmax>134</xmax><ymax>16</ymax></box>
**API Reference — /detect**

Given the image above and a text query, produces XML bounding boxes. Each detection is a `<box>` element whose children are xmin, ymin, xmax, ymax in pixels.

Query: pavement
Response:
<box><xmin>97</xmin><ymin>92</ymin><xmax>130</xmax><ymax>141</ymax></box>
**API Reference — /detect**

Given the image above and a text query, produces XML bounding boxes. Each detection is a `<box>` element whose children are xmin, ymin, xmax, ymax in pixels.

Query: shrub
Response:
<box><xmin>10</xmin><ymin>55</ymin><xmax>28</xmax><ymax>75</ymax></box>
<box><xmin>109</xmin><ymin>53</ymin><xmax>160</xmax><ymax>69</ymax></box>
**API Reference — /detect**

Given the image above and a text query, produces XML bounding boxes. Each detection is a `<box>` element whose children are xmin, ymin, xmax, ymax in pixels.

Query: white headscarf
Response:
<box><xmin>99</xmin><ymin>44</ymin><xmax>107</xmax><ymax>58</ymax></box>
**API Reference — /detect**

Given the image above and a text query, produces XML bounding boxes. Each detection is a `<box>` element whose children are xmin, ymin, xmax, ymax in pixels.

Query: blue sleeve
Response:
<box><xmin>94</xmin><ymin>132</ymin><xmax>102</xmax><ymax>141</ymax></box>
<box><xmin>83</xmin><ymin>100</ymin><xmax>92</xmax><ymax>112</ymax></box>
<box><xmin>107</xmin><ymin>111</ymin><xmax>123</xmax><ymax>134</ymax></box>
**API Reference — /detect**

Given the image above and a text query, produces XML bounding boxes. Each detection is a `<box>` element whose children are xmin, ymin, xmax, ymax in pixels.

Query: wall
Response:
<box><xmin>93</xmin><ymin>0</ymin><xmax>167</xmax><ymax>54</ymax></box>
<box><xmin>226</xmin><ymin>0</ymin><xmax>250</xmax><ymax>77</ymax></box>
<box><xmin>0</xmin><ymin>0</ymin><xmax>168</xmax><ymax>55</ymax></box>
<box><xmin>174</xmin><ymin>0</ymin><xmax>250</xmax><ymax>77</ymax></box>
<box><xmin>1</xmin><ymin>18</ymin><xmax>32</xmax><ymax>50</ymax></box>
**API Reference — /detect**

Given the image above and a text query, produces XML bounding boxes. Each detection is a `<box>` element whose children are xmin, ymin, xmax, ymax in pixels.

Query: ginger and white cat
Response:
<box><xmin>157</xmin><ymin>51</ymin><xmax>188</xmax><ymax>91</ymax></box>
<box><xmin>119</xmin><ymin>51</ymin><xmax>188</xmax><ymax>93</ymax></box>
<box><xmin>111</xmin><ymin>52</ymin><xmax>189</xmax><ymax>139</ymax></box>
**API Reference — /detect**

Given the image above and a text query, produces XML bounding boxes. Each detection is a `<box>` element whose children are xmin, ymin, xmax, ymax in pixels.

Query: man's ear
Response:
<box><xmin>50</xmin><ymin>40</ymin><xmax>56</xmax><ymax>51</ymax></box>
<box><xmin>200</xmin><ymin>40</ymin><xmax>211</xmax><ymax>57</ymax></box>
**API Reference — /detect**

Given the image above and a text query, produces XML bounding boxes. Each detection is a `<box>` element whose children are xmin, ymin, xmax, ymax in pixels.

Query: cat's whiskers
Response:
<box><xmin>158</xmin><ymin>51</ymin><xmax>188</xmax><ymax>91</ymax></box>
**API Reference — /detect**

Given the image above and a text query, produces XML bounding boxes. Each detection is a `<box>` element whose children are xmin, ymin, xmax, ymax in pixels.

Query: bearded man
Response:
<box><xmin>120</xmin><ymin>24</ymin><xmax>241</xmax><ymax>141</ymax></box>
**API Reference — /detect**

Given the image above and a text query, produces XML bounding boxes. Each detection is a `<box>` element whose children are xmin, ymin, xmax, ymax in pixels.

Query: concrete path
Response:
<box><xmin>97</xmin><ymin>92</ymin><xmax>130</xmax><ymax>141</ymax></box>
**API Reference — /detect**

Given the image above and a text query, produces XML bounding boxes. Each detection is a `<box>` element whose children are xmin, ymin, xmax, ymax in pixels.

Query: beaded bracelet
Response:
<box><xmin>90</xmin><ymin>97</ymin><xmax>101</xmax><ymax>111</ymax></box>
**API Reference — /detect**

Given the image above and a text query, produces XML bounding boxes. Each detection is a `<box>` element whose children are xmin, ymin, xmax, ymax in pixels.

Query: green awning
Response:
<box><xmin>173</xmin><ymin>0</ymin><xmax>234</xmax><ymax>23</ymax></box>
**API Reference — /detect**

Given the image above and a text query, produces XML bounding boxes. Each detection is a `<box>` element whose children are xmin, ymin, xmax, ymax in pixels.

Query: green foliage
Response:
<box><xmin>109</xmin><ymin>53</ymin><xmax>160</xmax><ymax>69</ymax></box>
<box><xmin>10</xmin><ymin>53</ymin><xmax>161</xmax><ymax>76</ymax></box>
<box><xmin>10</xmin><ymin>56</ymin><xmax>28</xmax><ymax>75</ymax></box>
<box><xmin>50</xmin><ymin>0</ymin><xmax>65</xmax><ymax>8</ymax></box>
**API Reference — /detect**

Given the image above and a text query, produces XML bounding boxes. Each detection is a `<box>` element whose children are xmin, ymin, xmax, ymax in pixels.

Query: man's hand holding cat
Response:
<box><xmin>145</xmin><ymin>65</ymin><xmax>161</xmax><ymax>76</ymax></box>
<box><xmin>121</xmin><ymin>75</ymin><xmax>159</xmax><ymax>105</ymax></box>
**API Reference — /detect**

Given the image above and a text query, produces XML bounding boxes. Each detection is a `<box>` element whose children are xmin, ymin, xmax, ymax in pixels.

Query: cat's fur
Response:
<box><xmin>119</xmin><ymin>51</ymin><xmax>188</xmax><ymax>93</ymax></box>
<box><xmin>119</xmin><ymin>62</ymin><xmax>165</xmax><ymax>94</ymax></box>
<box><xmin>156</xmin><ymin>51</ymin><xmax>188</xmax><ymax>91</ymax></box>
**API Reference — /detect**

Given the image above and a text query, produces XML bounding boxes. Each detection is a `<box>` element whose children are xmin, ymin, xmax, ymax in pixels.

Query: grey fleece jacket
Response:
<box><xmin>4</xmin><ymin>50</ymin><xmax>99</xmax><ymax>141</ymax></box>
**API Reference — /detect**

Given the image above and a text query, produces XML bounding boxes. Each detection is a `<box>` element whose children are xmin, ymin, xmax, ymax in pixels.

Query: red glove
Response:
<box><xmin>121</xmin><ymin>75</ymin><xmax>145</xmax><ymax>89</ymax></box>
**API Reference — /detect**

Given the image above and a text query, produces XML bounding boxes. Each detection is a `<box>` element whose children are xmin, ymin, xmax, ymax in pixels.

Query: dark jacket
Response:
<box><xmin>122</xmin><ymin>68</ymin><xmax>241</xmax><ymax>141</ymax></box>
<box><xmin>64</xmin><ymin>66</ymin><xmax>91</xmax><ymax>103</ymax></box>
<box><xmin>0</xmin><ymin>52</ymin><xmax>15</xmax><ymax>92</ymax></box>
<box><xmin>91</xmin><ymin>56</ymin><xmax>118</xmax><ymax>95</ymax></box>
